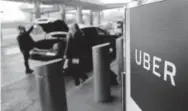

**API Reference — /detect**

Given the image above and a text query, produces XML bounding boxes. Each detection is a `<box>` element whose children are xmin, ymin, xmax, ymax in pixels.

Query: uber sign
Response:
<box><xmin>130</xmin><ymin>0</ymin><xmax>188</xmax><ymax>111</ymax></box>
<box><xmin>135</xmin><ymin>49</ymin><xmax>176</xmax><ymax>87</ymax></box>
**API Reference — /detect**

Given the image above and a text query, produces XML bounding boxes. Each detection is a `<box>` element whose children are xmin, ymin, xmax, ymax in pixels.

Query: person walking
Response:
<box><xmin>65</xmin><ymin>23</ymin><xmax>88</xmax><ymax>86</ymax></box>
<box><xmin>17</xmin><ymin>25</ymin><xmax>36</xmax><ymax>74</ymax></box>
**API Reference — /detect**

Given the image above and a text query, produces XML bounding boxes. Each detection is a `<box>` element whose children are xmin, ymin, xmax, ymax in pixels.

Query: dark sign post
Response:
<box><xmin>130</xmin><ymin>0</ymin><xmax>188</xmax><ymax>111</ymax></box>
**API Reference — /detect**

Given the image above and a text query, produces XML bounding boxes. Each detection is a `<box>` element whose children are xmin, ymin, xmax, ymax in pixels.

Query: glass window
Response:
<box><xmin>96</xmin><ymin>28</ymin><xmax>107</xmax><ymax>36</ymax></box>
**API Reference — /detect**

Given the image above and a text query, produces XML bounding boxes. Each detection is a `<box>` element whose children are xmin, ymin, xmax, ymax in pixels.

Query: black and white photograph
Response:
<box><xmin>0</xmin><ymin>0</ymin><xmax>187</xmax><ymax>111</ymax></box>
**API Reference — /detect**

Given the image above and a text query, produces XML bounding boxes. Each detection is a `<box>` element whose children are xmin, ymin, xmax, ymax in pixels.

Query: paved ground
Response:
<box><xmin>1</xmin><ymin>66</ymin><xmax>140</xmax><ymax>111</ymax></box>
<box><xmin>1</xmin><ymin>27</ymin><xmax>47</xmax><ymax>86</ymax></box>
<box><xmin>1</xmin><ymin>59</ymin><xmax>119</xmax><ymax>111</ymax></box>
<box><xmin>1</xmin><ymin>41</ymin><xmax>42</xmax><ymax>86</ymax></box>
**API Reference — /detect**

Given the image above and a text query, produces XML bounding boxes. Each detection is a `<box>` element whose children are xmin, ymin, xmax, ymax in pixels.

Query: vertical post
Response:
<box><xmin>122</xmin><ymin>5</ymin><xmax>127</xmax><ymax>111</ymax></box>
<box><xmin>116</xmin><ymin>37</ymin><xmax>124</xmax><ymax>83</ymax></box>
<box><xmin>92</xmin><ymin>43</ymin><xmax>111</xmax><ymax>102</ymax></box>
<box><xmin>138</xmin><ymin>0</ymin><xmax>143</xmax><ymax>5</ymax></box>
<box><xmin>124</xmin><ymin>4</ymin><xmax>131</xmax><ymax>111</ymax></box>
<box><xmin>96</xmin><ymin>11</ymin><xmax>101</xmax><ymax>26</ymax></box>
<box><xmin>35</xmin><ymin>59</ymin><xmax>67</xmax><ymax>111</ymax></box>
<box><xmin>34</xmin><ymin>0</ymin><xmax>41</xmax><ymax>19</ymax></box>
<box><xmin>29</xmin><ymin>13</ymin><xmax>33</xmax><ymax>22</ymax></box>
<box><xmin>89</xmin><ymin>10</ymin><xmax>93</xmax><ymax>25</ymax></box>
<box><xmin>60</xmin><ymin>5</ymin><xmax>66</xmax><ymax>21</ymax></box>
<box><xmin>76</xmin><ymin>7</ymin><xmax>83</xmax><ymax>24</ymax></box>
<box><xmin>0</xmin><ymin>11</ymin><xmax>3</xmax><ymax>41</ymax></box>
<box><xmin>0</xmin><ymin>20</ymin><xmax>2</xmax><ymax>42</ymax></box>
<box><xmin>34</xmin><ymin>0</ymin><xmax>41</xmax><ymax>34</ymax></box>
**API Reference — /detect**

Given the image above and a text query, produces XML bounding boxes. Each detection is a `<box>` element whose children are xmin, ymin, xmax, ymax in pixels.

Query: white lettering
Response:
<box><xmin>143</xmin><ymin>52</ymin><xmax>150</xmax><ymax>71</ymax></box>
<box><xmin>164</xmin><ymin>61</ymin><xmax>176</xmax><ymax>86</ymax></box>
<box><xmin>152</xmin><ymin>56</ymin><xmax>161</xmax><ymax>77</ymax></box>
<box><xmin>135</xmin><ymin>49</ymin><xmax>142</xmax><ymax>65</ymax></box>
<box><xmin>135</xmin><ymin>49</ymin><xmax>177</xmax><ymax>87</ymax></box>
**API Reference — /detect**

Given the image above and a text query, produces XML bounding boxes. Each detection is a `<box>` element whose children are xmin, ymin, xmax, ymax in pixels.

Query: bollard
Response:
<box><xmin>92</xmin><ymin>43</ymin><xmax>111</xmax><ymax>102</ymax></box>
<box><xmin>116</xmin><ymin>37</ymin><xmax>124</xmax><ymax>83</ymax></box>
<box><xmin>35</xmin><ymin>59</ymin><xmax>67</xmax><ymax>111</ymax></box>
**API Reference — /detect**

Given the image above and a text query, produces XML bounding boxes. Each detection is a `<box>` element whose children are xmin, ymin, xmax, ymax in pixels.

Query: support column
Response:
<box><xmin>116</xmin><ymin>37</ymin><xmax>124</xmax><ymax>84</ymax></box>
<box><xmin>89</xmin><ymin>10</ymin><xmax>93</xmax><ymax>25</ymax></box>
<box><xmin>0</xmin><ymin>11</ymin><xmax>3</xmax><ymax>41</ymax></box>
<box><xmin>96</xmin><ymin>11</ymin><xmax>101</xmax><ymax>26</ymax></box>
<box><xmin>34</xmin><ymin>0</ymin><xmax>41</xmax><ymax>19</ymax></box>
<box><xmin>138</xmin><ymin>0</ymin><xmax>143</xmax><ymax>5</ymax></box>
<box><xmin>76</xmin><ymin>7</ymin><xmax>83</xmax><ymax>24</ymax></box>
<box><xmin>34</xmin><ymin>0</ymin><xmax>41</xmax><ymax>34</ymax></box>
<box><xmin>60</xmin><ymin>5</ymin><xmax>66</xmax><ymax>21</ymax></box>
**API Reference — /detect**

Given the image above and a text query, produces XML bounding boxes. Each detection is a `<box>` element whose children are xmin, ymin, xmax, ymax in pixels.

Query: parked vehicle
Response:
<box><xmin>30</xmin><ymin>18</ymin><xmax>119</xmax><ymax>72</ymax></box>
<box><xmin>78</xmin><ymin>25</ymin><xmax>120</xmax><ymax>72</ymax></box>
<box><xmin>80</xmin><ymin>25</ymin><xmax>119</xmax><ymax>56</ymax></box>
<box><xmin>30</xmin><ymin>18</ymin><xmax>69</xmax><ymax>61</ymax></box>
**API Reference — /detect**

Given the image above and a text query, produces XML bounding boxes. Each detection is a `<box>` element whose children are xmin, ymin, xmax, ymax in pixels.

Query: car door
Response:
<box><xmin>81</xmin><ymin>27</ymin><xmax>99</xmax><ymax>46</ymax></box>
<box><xmin>96</xmin><ymin>27</ymin><xmax>117</xmax><ymax>60</ymax></box>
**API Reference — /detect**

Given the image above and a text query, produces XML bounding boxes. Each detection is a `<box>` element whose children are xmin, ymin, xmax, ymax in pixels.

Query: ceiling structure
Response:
<box><xmin>2</xmin><ymin>0</ymin><xmax>126</xmax><ymax>10</ymax></box>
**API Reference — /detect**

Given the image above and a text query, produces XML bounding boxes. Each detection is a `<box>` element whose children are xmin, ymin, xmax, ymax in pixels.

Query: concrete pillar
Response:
<box><xmin>34</xmin><ymin>0</ymin><xmax>41</xmax><ymax>34</ymax></box>
<box><xmin>0</xmin><ymin>11</ymin><xmax>3</xmax><ymax>41</ymax></box>
<box><xmin>89</xmin><ymin>10</ymin><xmax>93</xmax><ymax>25</ymax></box>
<box><xmin>35</xmin><ymin>59</ymin><xmax>67</xmax><ymax>111</ymax></box>
<box><xmin>34</xmin><ymin>0</ymin><xmax>41</xmax><ymax>19</ymax></box>
<box><xmin>76</xmin><ymin>7</ymin><xmax>83</xmax><ymax>24</ymax></box>
<box><xmin>124</xmin><ymin>5</ymin><xmax>131</xmax><ymax>111</ymax></box>
<box><xmin>116</xmin><ymin>37</ymin><xmax>124</xmax><ymax>84</ymax></box>
<box><xmin>96</xmin><ymin>11</ymin><xmax>101</xmax><ymax>26</ymax></box>
<box><xmin>60</xmin><ymin>5</ymin><xmax>66</xmax><ymax>21</ymax></box>
<box><xmin>92</xmin><ymin>43</ymin><xmax>111</xmax><ymax>102</ymax></box>
<box><xmin>138</xmin><ymin>0</ymin><xmax>144</xmax><ymax>5</ymax></box>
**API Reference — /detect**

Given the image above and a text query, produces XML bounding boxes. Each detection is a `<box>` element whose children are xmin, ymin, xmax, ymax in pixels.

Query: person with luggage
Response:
<box><xmin>64</xmin><ymin>23</ymin><xmax>88</xmax><ymax>86</ymax></box>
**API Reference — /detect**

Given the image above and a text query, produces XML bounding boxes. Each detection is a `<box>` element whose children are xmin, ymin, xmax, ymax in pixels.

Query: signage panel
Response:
<box><xmin>130</xmin><ymin>0</ymin><xmax>188</xmax><ymax>111</ymax></box>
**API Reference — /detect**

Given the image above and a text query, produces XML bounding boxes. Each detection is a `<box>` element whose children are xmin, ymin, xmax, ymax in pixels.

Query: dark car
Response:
<box><xmin>77</xmin><ymin>25</ymin><xmax>119</xmax><ymax>72</ymax></box>
<box><xmin>30</xmin><ymin>20</ymin><xmax>119</xmax><ymax>72</ymax></box>
<box><xmin>80</xmin><ymin>26</ymin><xmax>119</xmax><ymax>58</ymax></box>
<box><xmin>30</xmin><ymin>18</ymin><xmax>69</xmax><ymax>61</ymax></box>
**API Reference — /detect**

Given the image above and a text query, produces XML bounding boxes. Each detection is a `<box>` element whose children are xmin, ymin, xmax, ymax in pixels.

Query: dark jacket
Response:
<box><xmin>17</xmin><ymin>26</ymin><xmax>36</xmax><ymax>52</ymax></box>
<box><xmin>66</xmin><ymin>31</ymin><xmax>85</xmax><ymax>59</ymax></box>
<box><xmin>66</xmin><ymin>31</ymin><xmax>93</xmax><ymax>72</ymax></box>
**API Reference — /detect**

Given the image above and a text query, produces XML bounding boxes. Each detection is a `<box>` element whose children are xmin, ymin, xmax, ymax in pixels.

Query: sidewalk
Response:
<box><xmin>1</xmin><ymin>73</ymin><xmax>77</xmax><ymax>111</ymax></box>
<box><xmin>1</xmin><ymin>55</ymin><xmax>120</xmax><ymax>111</ymax></box>
<box><xmin>1</xmin><ymin>32</ymin><xmax>46</xmax><ymax>86</ymax></box>
<box><xmin>1</xmin><ymin>45</ymin><xmax>43</xmax><ymax>86</ymax></box>
<box><xmin>66</xmin><ymin>77</ymin><xmax>122</xmax><ymax>111</ymax></box>
<box><xmin>1</xmin><ymin>71</ymin><xmax>121</xmax><ymax>111</ymax></box>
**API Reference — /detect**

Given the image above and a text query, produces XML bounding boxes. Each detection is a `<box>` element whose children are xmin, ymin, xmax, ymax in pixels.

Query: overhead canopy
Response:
<box><xmin>2</xmin><ymin>0</ymin><xmax>125</xmax><ymax>10</ymax></box>
<box><xmin>19</xmin><ymin>5</ymin><xmax>75</xmax><ymax>14</ymax></box>
<box><xmin>20</xmin><ymin>6</ymin><xmax>60</xmax><ymax>14</ymax></box>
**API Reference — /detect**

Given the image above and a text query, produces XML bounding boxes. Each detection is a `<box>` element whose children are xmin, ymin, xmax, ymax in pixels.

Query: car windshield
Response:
<box><xmin>81</xmin><ymin>27</ymin><xmax>98</xmax><ymax>36</ymax></box>
<box><xmin>96</xmin><ymin>28</ymin><xmax>107</xmax><ymax>36</ymax></box>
